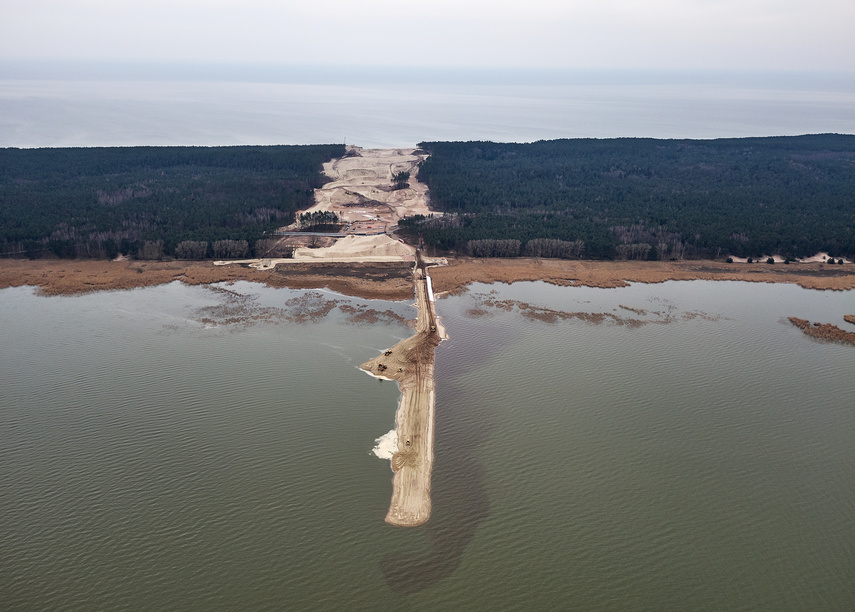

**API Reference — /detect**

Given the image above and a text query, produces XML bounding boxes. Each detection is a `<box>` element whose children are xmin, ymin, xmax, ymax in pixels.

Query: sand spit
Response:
<box><xmin>219</xmin><ymin>146</ymin><xmax>448</xmax><ymax>271</ymax></box>
<box><xmin>844</xmin><ymin>315</ymin><xmax>855</xmax><ymax>327</ymax></box>
<box><xmin>360</xmin><ymin>253</ymin><xmax>444</xmax><ymax>526</ymax></box>
<box><xmin>292</xmin><ymin>234</ymin><xmax>415</xmax><ymax>260</ymax></box>
<box><xmin>789</xmin><ymin>317</ymin><xmax>855</xmax><ymax>346</ymax></box>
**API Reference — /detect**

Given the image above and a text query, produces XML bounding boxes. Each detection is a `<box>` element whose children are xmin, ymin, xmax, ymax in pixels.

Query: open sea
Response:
<box><xmin>1</xmin><ymin>66</ymin><xmax>854</xmax><ymax>147</ymax></box>
<box><xmin>1</xmin><ymin>280</ymin><xmax>854</xmax><ymax>610</ymax></box>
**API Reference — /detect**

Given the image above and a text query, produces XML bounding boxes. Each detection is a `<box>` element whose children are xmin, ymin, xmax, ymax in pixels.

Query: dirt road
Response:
<box><xmin>298</xmin><ymin>146</ymin><xmax>432</xmax><ymax>234</ymax></box>
<box><xmin>360</xmin><ymin>251</ymin><xmax>443</xmax><ymax>526</ymax></box>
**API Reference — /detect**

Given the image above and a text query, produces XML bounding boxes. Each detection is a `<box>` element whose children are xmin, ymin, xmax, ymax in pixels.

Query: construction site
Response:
<box><xmin>273</xmin><ymin>146</ymin><xmax>447</xmax><ymax>526</ymax></box>
<box><xmin>360</xmin><ymin>250</ymin><xmax>445</xmax><ymax>526</ymax></box>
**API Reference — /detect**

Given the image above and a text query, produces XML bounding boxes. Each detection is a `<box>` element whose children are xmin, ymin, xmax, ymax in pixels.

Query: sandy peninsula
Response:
<box><xmin>360</xmin><ymin>253</ymin><xmax>444</xmax><ymax>526</ymax></box>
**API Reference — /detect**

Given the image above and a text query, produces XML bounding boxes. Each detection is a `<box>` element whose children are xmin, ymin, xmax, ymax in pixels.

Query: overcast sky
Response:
<box><xmin>2</xmin><ymin>0</ymin><xmax>853</xmax><ymax>71</ymax></box>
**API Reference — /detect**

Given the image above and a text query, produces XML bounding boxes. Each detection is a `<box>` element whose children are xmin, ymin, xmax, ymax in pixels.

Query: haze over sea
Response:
<box><xmin>1</xmin><ymin>64</ymin><xmax>854</xmax><ymax>147</ymax></box>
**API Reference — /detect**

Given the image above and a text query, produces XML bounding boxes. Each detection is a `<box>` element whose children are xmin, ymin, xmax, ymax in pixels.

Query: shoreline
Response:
<box><xmin>429</xmin><ymin>257</ymin><xmax>855</xmax><ymax>293</ymax></box>
<box><xmin>2</xmin><ymin>257</ymin><xmax>854</xmax><ymax>300</ymax></box>
<box><xmin>0</xmin><ymin>259</ymin><xmax>415</xmax><ymax>300</ymax></box>
<box><xmin>359</xmin><ymin>254</ymin><xmax>444</xmax><ymax>526</ymax></box>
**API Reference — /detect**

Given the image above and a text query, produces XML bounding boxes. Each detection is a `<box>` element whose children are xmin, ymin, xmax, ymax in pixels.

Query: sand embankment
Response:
<box><xmin>292</xmin><ymin>234</ymin><xmax>415</xmax><ymax>261</ymax></box>
<box><xmin>300</xmin><ymin>147</ymin><xmax>433</xmax><ymax>234</ymax></box>
<box><xmin>360</xmin><ymin>254</ymin><xmax>444</xmax><ymax>526</ymax></box>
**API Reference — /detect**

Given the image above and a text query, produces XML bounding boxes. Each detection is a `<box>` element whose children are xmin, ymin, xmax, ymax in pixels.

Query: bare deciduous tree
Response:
<box><xmin>212</xmin><ymin>240</ymin><xmax>249</xmax><ymax>259</ymax></box>
<box><xmin>138</xmin><ymin>240</ymin><xmax>164</xmax><ymax>260</ymax></box>
<box><xmin>174</xmin><ymin>241</ymin><xmax>209</xmax><ymax>260</ymax></box>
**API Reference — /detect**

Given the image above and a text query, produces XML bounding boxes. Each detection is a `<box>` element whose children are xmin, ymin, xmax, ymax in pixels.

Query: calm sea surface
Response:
<box><xmin>1</xmin><ymin>280</ymin><xmax>853</xmax><ymax>610</ymax></box>
<box><xmin>1</xmin><ymin>69</ymin><xmax>854</xmax><ymax>147</ymax></box>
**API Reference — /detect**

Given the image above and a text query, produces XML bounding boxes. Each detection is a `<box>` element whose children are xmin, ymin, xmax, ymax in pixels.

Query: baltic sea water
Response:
<box><xmin>1</xmin><ymin>280</ymin><xmax>853</xmax><ymax>610</ymax></box>
<box><xmin>1</xmin><ymin>67</ymin><xmax>854</xmax><ymax>147</ymax></box>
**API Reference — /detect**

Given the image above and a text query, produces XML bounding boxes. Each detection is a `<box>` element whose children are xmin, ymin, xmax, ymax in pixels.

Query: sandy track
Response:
<box><xmin>296</xmin><ymin>146</ymin><xmax>433</xmax><ymax>233</ymax></box>
<box><xmin>360</xmin><ymin>254</ymin><xmax>443</xmax><ymax>526</ymax></box>
<box><xmin>290</xmin><ymin>234</ymin><xmax>415</xmax><ymax>261</ymax></box>
<box><xmin>258</xmin><ymin>146</ymin><xmax>444</xmax><ymax>271</ymax></box>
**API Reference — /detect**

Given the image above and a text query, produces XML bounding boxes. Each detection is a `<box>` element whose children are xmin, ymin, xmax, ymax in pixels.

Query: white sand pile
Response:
<box><xmin>294</xmin><ymin>235</ymin><xmax>415</xmax><ymax>260</ymax></box>
<box><xmin>727</xmin><ymin>252</ymin><xmax>849</xmax><ymax>264</ymax></box>
<box><xmin>371</xmin><ymin>428</ymin><xmax>399</xmax><ymax>460</ymax></box>
<box><xmin>801</xmin><ymin>252</ymin><xmax>849</xmax><ymax>263</ymax></box>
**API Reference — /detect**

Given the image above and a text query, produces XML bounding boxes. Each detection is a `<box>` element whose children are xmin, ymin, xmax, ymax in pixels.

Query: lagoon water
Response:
<box><xmin>1</xmin><ymin>280</ymin><xmax>853</xmax><ymax>610</ymax></box>
<box><xmin>1</xmin><ymin>68</ymin><xmax>854</xmax><ymax>147</ymax></box>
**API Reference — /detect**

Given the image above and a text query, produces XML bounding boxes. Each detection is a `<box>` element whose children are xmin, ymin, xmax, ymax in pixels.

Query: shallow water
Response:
<box><xmin>1</xmin><ymin>280</ymin><xmax>853</xmax><ymax>610</ymax></box>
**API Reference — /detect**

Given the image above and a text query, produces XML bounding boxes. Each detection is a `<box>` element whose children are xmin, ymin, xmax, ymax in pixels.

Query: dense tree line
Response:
<box><xmin>524</xmin><ymin>238</ymin><xmax>585</xmax><ymax>259</ymax></box>
<box><xmin>392</xmin><ymin>171</ymin><xmax>410</xmax><ymax>190</ymax></box>
<box><xmin>410</xmin><ymin>135</ymin><xmax>855</xmax><ymax>259</ymax></box>
<box><xmin>298</xmin><ymin>210</ymin><xmax>340</xmax><ymax>230</ymax></box>
<box><xmin>0</xmin><ymin>144</ymin><xmax>344</xmax><ymax>259</ymax></box>
<box><xmin>467</xmin><ymin>239</ymin><xmax>521</xmax><ymax>257</ymax></box>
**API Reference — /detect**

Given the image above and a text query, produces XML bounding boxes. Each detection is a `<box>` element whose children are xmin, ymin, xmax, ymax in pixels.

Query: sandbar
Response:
<box><xmin>360</xmin><ymin>253</ymin><xmax>444</xmax><ymax>526</ymax></box>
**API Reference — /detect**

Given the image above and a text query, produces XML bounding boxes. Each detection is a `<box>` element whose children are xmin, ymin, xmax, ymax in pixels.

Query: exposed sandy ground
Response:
<box><xmin>728</xmin><ymin>253</ymin><xmax>851</xmax><ymax>264</ymax></box>
<box><xmin>293</xmin><ymin>146</ymin><xmax>432</xmax><ymax>234</ymax></box>
<box><xmin>360</xmin><ymin>258</ymin><xmax>443</xmax><ymax>526</ymax></box>
<box><xmin>230</xmin><ymin>146</ymin><xmax>448</xmax><ymax>271</ymax></box>
<box><xmin>799</xmin><ymin>252</ymin><xmax>850</xmax><ymax>264</ymax></box>
<box><xmin>214</xmin><ymin>235</ymin><xmax>418</xmax><ymax>270</ymax></box>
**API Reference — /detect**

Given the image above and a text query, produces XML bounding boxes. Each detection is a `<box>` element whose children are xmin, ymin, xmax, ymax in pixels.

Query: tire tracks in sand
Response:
<box><xmin>361</xmin><ymin>251</ymin><xmax>446</xmax><ymax>526</ymax></box>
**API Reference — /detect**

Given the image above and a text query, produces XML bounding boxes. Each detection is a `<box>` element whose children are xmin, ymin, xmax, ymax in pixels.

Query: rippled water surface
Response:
<box><xmin>1</xmin><ymin>280</ymin><xmax>853</xmax><ymax>610</ymax></box>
